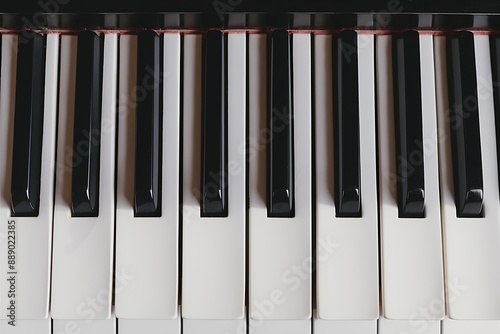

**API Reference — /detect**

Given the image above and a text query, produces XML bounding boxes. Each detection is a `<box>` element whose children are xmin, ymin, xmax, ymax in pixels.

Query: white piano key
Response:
<box><xmin>314</xmin><ymin>33</ymin><xmax>379</xmax><ymax>322</ymax></box>
<box><xmin>376</xmin><ymin>34</ymin><xmax>445</xmax><ymax>320</ymax></box>
<box><xmin>53</xmin><ymin>311</ymin><xmax>116</xmax><ymax>334</ymax></box>
<box><xmin>435</xmin><ymin>34</ymin><xmax>500</xmax><ymax>319</ymax></box>
<box><xmin>0</xmin><ymin>33</ymin><xmax>58</xmax><ymax>327</ymax></box>
<box><xmin>115</xmin><ymin>33</ymin><xmax>180</xmax><ymax>320</ymax></box>
<box><xmin>51</xmin><ymin>34</ymin><xmax>117</xmax><ymax>319</ymax></box>
<box><xmin>248</xmin><ymin>31</ymin><xmax>311</xmax><ymax>332</ymax></box>
<box><xmin>181</xmin><ymin>32</ymin><xmax>246</xmax><ymax>319</ymax></box>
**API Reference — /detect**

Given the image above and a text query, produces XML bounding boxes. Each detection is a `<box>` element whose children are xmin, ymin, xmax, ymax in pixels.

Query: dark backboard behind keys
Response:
<box><xmin>0</xmin><ymin>0</ymin><xmax>498</xmax><ymax>30</ymax></box>
<box><xmin>0</xmin><ymin>0</ymin><xmax>492</xmax><ymax>14</ymax></box>
<box><xmin>1</xmin><ymin>0</ymin><xmax>499</xmax><ymax>15</ymax></box>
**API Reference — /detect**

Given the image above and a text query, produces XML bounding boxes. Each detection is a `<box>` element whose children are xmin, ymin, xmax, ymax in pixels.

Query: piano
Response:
<box><xmin>1</xmin><ymin>0</ymin><xmax>500</xmax><ymax>333</ymax></box>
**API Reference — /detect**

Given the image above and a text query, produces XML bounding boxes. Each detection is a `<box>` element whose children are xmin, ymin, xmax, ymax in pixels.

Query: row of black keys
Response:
<box><xmin>6</xmin><ymin>29</ymin><xmax>498</xmax><ymax>219</ymax></box>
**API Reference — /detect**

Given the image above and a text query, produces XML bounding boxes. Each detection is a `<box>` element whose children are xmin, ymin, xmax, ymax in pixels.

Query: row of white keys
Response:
<box><xmin>314</xmin><ymin>32</ymin><xmax>379</xmax><ymax>334</ymax></box>
<box><xmin>181</xmin><ymin>31</ymin><xmax>246</xmax><ymax>333</ymax></box>
<box><xmin>3</xmin><ymin>29</ymin><xmax>500</xmax><ymax>334</ymax></box>
<box><xmin>248</xmin><ymin>32</ymin><xmax>312</xmax><ymax>334</ymax></box>
<box><xmin>377</xmin><ymin>33</ymin><xmax>444</xmax><ymax>334</ymax></box>
<box><xmin>435</xmin><ymin>34</ymin><xmax>500</xmax><ymax>332</ymax></box>
<box><xmin>0</xmin><ymin>32</ymin><xmax>58</xmax><ymax>334</ymax></box>
<box><xmin>51</xmin><ymin>33</ymin><xmax>117</xmax><ymax>333</ymax></box>
<box><xmin>115</xmin><ymin>33</ymin><xmax>181</xmax><ymax>333</ymax></box>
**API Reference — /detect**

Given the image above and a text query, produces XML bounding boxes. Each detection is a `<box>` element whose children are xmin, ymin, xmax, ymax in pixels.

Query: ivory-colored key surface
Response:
<box><xmin>314</xmin><ymin>32</ymin><xmax>379</xmax><ymax>322</ymax></box>
<box><xmin>181</xmin><ymin>32</ymin><xmax>246</xmax><ymax>321</ymax></box>
<box><xmin>377</xmin><ymin>34</ymin><xmax>445</xmax><ymax>321</ymax></box>
<box><xmin>115</xmin><ymin>33</ymin><xmax>180</xmax><ymax>320</ymax></box>
<box><xmin>435</xmin><ymin>34</ymin><xmax>500</xmax><ymax>320</ymax></box>
<box><xmin>51</xmin><ymin>34</ymin><xmax>117</xmax><ymax>320</ymax></box>
<box><xmin>0</xmin><ymin>33</ymin><xmax>58</xmax><ymax>334</ymax></box>
<box><xmin>248</xmin><ymin>32</ymin><xmax>312</xmax><ymax>334</ymax></box>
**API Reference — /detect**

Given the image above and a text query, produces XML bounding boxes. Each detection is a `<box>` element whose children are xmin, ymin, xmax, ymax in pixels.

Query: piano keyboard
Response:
<box><xmin>2</xmin><ymin>9</ymin><xmax>500</xmax><ymax>334</ymax></box>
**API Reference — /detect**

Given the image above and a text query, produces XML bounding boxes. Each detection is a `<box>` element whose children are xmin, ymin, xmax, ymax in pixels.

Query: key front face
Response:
<box><xmin>11</xmin><ymin>32</ymin><xmax>47</xmax><ymax>216</ymax></box>
<box><xmin>134</xmin><ymin>30</ymin><xmax>162</xmax><ymax>217</ymax></box>
<box><xmin>446</xmin><ymin>31</ymin><xmax>484</xmax><ymax>217</ymax></box>
<box><xmin>201</xmin><ymin>30</ymin><xmax>228</xmax><ymax>217</ymax></box>
<box><xmin>392</xmin><ymin>30</ymin><xmax>425</xmax><ymax>218</ymax></box>
<box><xmin>71</xmin><ymin>31</ymin><xmax>103</xmax><ymax>217</ymax></box>
<box><xmin>267</xmin><ymin>29</ymin><xmax>294</xmax><ymax>217</ymax></box>
<box><xmin>333</xmin><ymin>30</ymin><xmax>361</xmax><ymax>217</ymax></box>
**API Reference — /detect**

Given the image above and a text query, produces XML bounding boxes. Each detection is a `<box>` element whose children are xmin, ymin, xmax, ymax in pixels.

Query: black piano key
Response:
<box><xmin>490</xmin><ymin>35</ymin><xmax>500</xmax><ymax>192</ymax></box>
<box><xmin>134</xmin><ymin>30</ymin><xmax>162</xmax><ymax>217</ymax></box>
<box><xmin>201</xmin><ymin>30</ymin><xmax>227</xmax><ymax>217</ymax></box>
<box><xmin>267</xmin><ymin>29</ymin><xmax>294</xmax><ymax>217</ymax></box>
<box><xmin>71</xmin><ymin>31</ymin><xmax>103</xmax><ymax>217</ymax></box>
<box><xmin>332</xmin><ymin>30</ymin><xmax>361</xmax><ymax>217</ymax></box>
<box><xmin>446</xmin><ymin>31</ymin><xmax>483</xmax><ymax>217</ymax></box>
<box><xmin>11</xmin><ymin>32</ymin><xmax>46</xmax><ymax>216</ymax></box>
<box><xmin>392</xmin><ymin>30</ymin><xmax>425</xmax><ymax>218</ymax></box>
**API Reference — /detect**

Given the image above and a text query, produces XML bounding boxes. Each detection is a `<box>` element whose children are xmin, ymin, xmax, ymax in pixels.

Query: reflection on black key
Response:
<box><xmin>11</xmin><ymin>32</ymin><xmax>46</xmax><ymax>216</ymax></box>
<box><xmin>134</xmin><ymin>31</ymin><xmax>162</xmax><ymax>217</ymax></box>
<box><xmin>490</xmin><ymin>35</ymin><xmax>500</xmax><ymax>191</ymax></box>
<box><xmin>446</xmin><ymin>31</ymin><xmax>483</xmax><ymax>217</ymax></box>
<box><xmin>332</xmin><ymin>30</ymin><xmax>361</xmax><ymax>217</ymax></box>
<box><xmin>267</xmin><ymin>29</ymin><xmax>294</xmax><ymax>218</ymax></box>
<box><xmin>392</xmin><ymin>30</ymin><xmax>425</xmax><ymax>218</ymax></box>
<box><xmin>201</xmin><ymin>30</ymin><xmax>227</xmax><ymax>217</ymax></box>
<box><xmin>71</xmin><ymin>31</ymin><xmax>103</xmax><ymax>217</ymax></box>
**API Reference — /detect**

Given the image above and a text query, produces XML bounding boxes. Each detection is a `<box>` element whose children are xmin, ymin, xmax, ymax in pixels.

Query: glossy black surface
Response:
<box><xmin>446</xmin><ymin>31</ymin><xmax>483</xmax><ymax>217</ymax></box>
<box><xmin>71</xmin><ymin>31</ymin><xmax>103</xmax><ymax>217</ymax></box>
<box><xmin>267</xmin><ymin>29</ymin><xmax>294</xmax><ymax>217</ymax></box>
<box><xmin>6</xmin><ymin>0</ymin><xmax>499</xmax><ymax>15</ymax></box>
<box><xmin>332</xmin><ymin>30</ymin><xmax>361</xmax><ymax>217</ymax></box>
<box><xmin>392</xmin><ymin>30</ymin><xmax>425</xmax><ymax>218</ymax></box>
<box><xmin>490</xmin><ymin>35</ymin><xmax>500</xmax><ymax>193</ymax></box>
<box><xmin>201</xmin><ymin>30</ymin><xmax>227</xmax><ymax>217</ymax></box>
<box><xmin>11</xmin><ymin>32</ymin><xmax>46</xmax><ymax>216</ymax></box>
<box><xmin>134</xmin><ymin>30</ymin><xmax>162</xmax><ymax>217</ymax></box>
<box><xmin>1</xmin><ymin>12</ymin><xmax>499</xmax><ymax>30</ymax></box>
<box><xmin>0</xmin><ymin>0</ymin><xmax>430</xmax><ymax>14</ymax></box>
